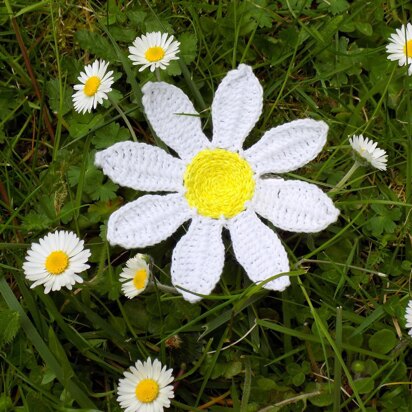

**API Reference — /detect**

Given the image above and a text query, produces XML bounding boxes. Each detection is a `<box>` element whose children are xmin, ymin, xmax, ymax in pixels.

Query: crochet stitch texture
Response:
<box><xmin>95</xmin><ymin>64</ymin><xmax>340</xmax><ymax>302</ymax></box>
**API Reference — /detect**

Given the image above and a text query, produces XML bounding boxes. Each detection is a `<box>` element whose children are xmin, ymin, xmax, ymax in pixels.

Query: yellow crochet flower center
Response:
<box><xmin>133</xmin><ymin>269</ymin><xmax>148</xmax><ymax>290</ymax></box>
<box><xmin>145</xmin><ymin>46</ymin><xmax>165</xmax><ymax>62</ymax></box>
<box><xmin>83</xmin><ymin>76</ymin><xmax>101</xmax><ymax>97</ymax></box>
<box><xmin>184</xmin><ymin>149</ymin><xmax>255</xmax><ymax>219</ymax></box>
<box><xmin>404</xmin><ymin>39</ymin><xmax>412</xmax><ymax>57</ymax></box>
<box><xmin>45</xmin><ymin>251</ymin><xmax>69</xmax><ymax>275</ymax></box>
<box><xmin>135</xmin><ymin>379</ymin><xmax>159</xmax><ymax>403</ymax></box>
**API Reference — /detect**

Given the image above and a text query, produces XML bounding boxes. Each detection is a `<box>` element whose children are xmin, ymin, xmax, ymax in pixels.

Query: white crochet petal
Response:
<box><xmin>95</xmin><ymin>141</ymin><xmax>185</xmax><ymax>192</ymax></box>
<box><xmin>142</xmin><ymin>82</ymin><xmax>210</xmax><ymax>160</ymax></box>
<box><xmin>227</xmin><ymin>210</ymin><xmax>290</xmax><ymax>292</ymax></box>
<box><xmin>171</xmin><ymin>217</ymin><xmax>224</xmax><ymax>303</ymax></box>
<box><xmin>252</xmin><ymin>178</ymin><xmax>340</xmax><ymax>233</ymax></box>
<box><xmin>107</xmin><ymin>194</ymin><xmax>191</xmax><ymax>248</ymax></box>
<box><xmin>211</xmin><ymin>64</ymin><xmax>263</xmax><ymax>151</ymax></box>
<box><xmin>244</xmin><ymin>119</ymin><xmax>328</xmax><ymax>175</ymax></box>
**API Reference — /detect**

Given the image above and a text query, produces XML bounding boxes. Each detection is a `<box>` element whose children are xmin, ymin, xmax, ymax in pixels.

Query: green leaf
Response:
<box><xmin>306</xmin><ymin>382</ymin><xmax>334</xmax><ymax>407</ymax></box>
<box><xmin>74</xmin><ymin>30</ymin><xmax>117</xmax><ymax>61</ymax></box>
<box><xmin>330</xmin><ymin>0</ymin><xmax>350</xmax><ymax>15</ymax></box>
<box><xmin>91</xmin><ymin>122</ymin><xmax>130</xmax><ymax>149</ymax></box>
<box><xmin>166</xmin><ymin>60</ymin><xmax>182</xmax><ymax>76</ymax></box>
<box><xmin>353</xmin><ymin>377</ymin><xmax>374</xmax><ymax>394</ymax></box>
<box><xmin>144</xmin><ymin>16</ymin><xmax>173</xmax><ymax>33</ymax></box>
<box><xmin>89</xmin><ymin>180</ymin><xmax>119</xmax><ymax>201</ymax></box>
<box><xmin>68</xmin><ymin>154</ymin><xmax>118</xmax><ymax>201</ymax></box>
<box><xmin>355</xmin><ymin>22</ymin><xmax>373</xmax><ymax>36</ymax></box>
<box><xmin>223</xmin><ymin>360</ymin><xmax>242</xmax><ymax>379</ymax></box>
<box><xmin>179</xmin><ymin>32</ymin><xmax>197</xmax><ymax>65</ymax></box>
<box><xmin>292</xmin><ymin>372</ymin><xmax>305</xmax><ymax>387</ymax></box>
<box><xmin>342</xmin><ymin>325</ymin><xmax>363</xmax><ymax>347</ymax></box>
<box><xmin>365</xmin><ymin>204</ymin><xmax>401</xmax><ymax>236</ymax></box>
<box><xmin>256</xmin><ymin>377</ymin><xmax>277</xmax><ymax>391</ymax></box>
<box><xmin>0</xmin><ymin>309</ymin><xmax>20</xmax><ymax>346</ymax></box>
<box><xmin>286</xmin><ymin>362</ymin><xmax>301</xmax><ymax>375</ymax></box>
<box><xmin>46</xmin><ymin>79</ymin><xmax>73</xmax><ymax>116</ymax></box>
<box><xmin>23</xmin><ymin>211</ymin><xmax>53</xmax><ymax>231</ymax></box>
<box><xmin>0</xmin><ymin>394</ymin><xmax>13</xmax><ymax>411</ymax></box>
<box><xmin>318</xmin><ymin>0</ymin><xmax>350</xmax><ymax>15</ymax></box>
<box><xmin>127</xmin><ymin>10</ymin><xmax>147</xmax><ymax>27</ymax></box>
<box><xmin>368</xmin><ymin>329</ymin><xmax>397</xmax><ymax>354</ymax></box>
<box><xmin>68</xmin><ymin>113</ymin><xmax>105</xmax><ymax>139</ymax></box>
<box><xmin>241</xmin><ymin>0</ymin><xmax>272</xmax><ymax>29</ymax></box>
<box><xmin>109</xmin><ymin>26</ymin><xmax>137</xmax><ymax>43</ymax></box>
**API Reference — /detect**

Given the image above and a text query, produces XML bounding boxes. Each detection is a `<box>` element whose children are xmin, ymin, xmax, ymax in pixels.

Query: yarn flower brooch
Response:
<box><xmin>95</xmin><ymin>64</ymin><xmax>339</xmax><ymax>302</ymax></box>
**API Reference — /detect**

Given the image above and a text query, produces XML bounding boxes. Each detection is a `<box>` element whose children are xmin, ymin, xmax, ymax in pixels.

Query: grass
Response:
<box><xmin>0</xmin><ymin>0</ymin><xmax>412</xmax><ymax>411</ymax></box>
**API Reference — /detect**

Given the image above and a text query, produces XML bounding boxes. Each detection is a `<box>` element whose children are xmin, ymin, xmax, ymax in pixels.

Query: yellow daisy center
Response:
<box><xmin>135</xmin><ymin>379</ymin><xmax>159</xmax><ymax>403</ymax></box>
<box><xmin>404</xmin><ymin>39</ymin><xmax>412</xmax><ymax>58</ymax></box>
<box><xmin>83</xmin><ymin>76</ymin><xmax>101</xmax><ymax>97</ymax></box>
<box><xmin>45</xmin><ymin>251</ymin><xmax>69</xmax><ymax>275</ymax></box>
<box><xmin>184</xmin><ymin>148</ymin><xmax>255</xmax><ymax>219</ymax></box>
<box><xmin>133</xmin><ymin>269</ymin><xmax>148</xmax><ymax>290</ymax></box>
<box><xmin>145</xmin><ymin>46</ymin><xmax>165</xmax><ymax>62</ymax></box>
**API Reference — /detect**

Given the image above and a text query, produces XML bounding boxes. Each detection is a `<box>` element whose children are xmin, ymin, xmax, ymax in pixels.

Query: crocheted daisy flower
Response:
<box><xmin>406</xmin><ymin>300</ymin><xmax>412</xmax><ymax>337</ymax></box>
<box><xmin>95</xmin><ymin>64</ymin><xmax>339</xmax><ymax>302</ymax></box>
<box><xmin>117</xmin><ymin>357</ymin><xmax>174</xmax><ymax>411</ymax></box>
<box><xmin>386</xmin><ymin>23</ymin><xmax>412</xmax><ymax>75</ymax></box>
<box><xmin>129</xmin><ymin>32</ymin><xmax>180</xmax><ymax>72</ymax></box>
<box><xmin>120</xmin><ymin>254</ymin><xmax>150</xmax><ymax>299</ymax></box>
<box><xmin>349</xmin><ymin>135</ymin><xmax>387</xmax><ymax>171</ymax></box>
<box><xmin>23</xmin><ymin>231</ymin><xmax>90</xmax><ymax>294</ymax></box>
<box><xmin>72</xmin><ymin>60</ymin><xmax>114</xmax><ymax>114</ymax></box>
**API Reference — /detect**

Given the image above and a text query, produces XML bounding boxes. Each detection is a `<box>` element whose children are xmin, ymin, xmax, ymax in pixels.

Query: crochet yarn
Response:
<box><xmin>227</xmin><ymin>210</ymin><xmax>291</xmax><ymax>292</ymax></box>
<box><xmin>184</xmin><ymin>148</ymin><xmax>255</xmax><ymax>219</ymax></box>
<box><xmin>171</xmin><ymin>216</ymin><xmax>225</xmax><ymax>302</ymax></box>
<box><xmin>252</xmin><ymin>178</ymin><xmax>339</xmax><ymax>233</ymax></box>
<box><xmin>95</xmin><ymin>141</ymin><xmax>185</xmax><ymax>192</ymax></box>
<box><xmin>96</xmin><ymin>64</ymin><xmax>339</xmax><ymax>302</ymax></box>
<box><xmin>107</xmin><ymin>194</ymin><xmax>192</xmax><ymax>249</ymax></box>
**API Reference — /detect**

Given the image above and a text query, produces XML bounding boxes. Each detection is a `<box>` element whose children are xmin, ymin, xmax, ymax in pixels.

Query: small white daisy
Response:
<box><xmin>117</xmin><ymin>357</ymin><xmax>174</xmax><ymax>412</ymax></box>
<box><xmin>119</xmin><ymin>254</ymin><xmax>151</xmax><ymax>299</ymax></box>
<box><xmin>349</xmin><ymin>135</ymin><xmax>388</xmax><ymax>171</ymax></box>
<box><xmin>72</xmin><ymin>60</ymin><xmax>114</xmax><ymax>114</ymax></box>
<box><xmin>406</xmin><ymin>300</ymin><xmax>412</xmax><ymax>337</ymax></box>
<box><xmin>22</xmin><ymin>231</ymin><xmax>91</xmax><ymax>294</ymax></box>
<box><xmin>386</xmin><ymin>23</ymin><xmax>412</xmax><ymax>75</ymax></box>
<box><xmin>128</xmin><ymin>32</ymin><xmax>180</xmax><ymax>72</ymax></box>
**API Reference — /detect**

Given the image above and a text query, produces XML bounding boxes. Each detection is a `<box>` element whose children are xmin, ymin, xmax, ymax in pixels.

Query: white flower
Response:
<box><xmin>120</xmin><ymin>254</ymin><xmax>150</xmax><ymax>299</ymax></box>
<box><xmin>129</xmin><ymin>32</ymin><xmax>180</xmax><ymax>72</ymax></box>
<box><xmin>72</xmin><ymin>60</ymin><xmax>114</xmax><ymax>114</ymax></box>
<box><xmin>386</xmin><ymin>23</ymin><xmax>412</xmax><ymax>75</ymax></box>
<box><xmin>406</xmin><ymin>300</ymin><xmax>412</xmax><ymax>337</ymax></box>
<box><xmin>349</xmin><ymin>135</ymin><xmax>388</xmax><ymax>171</ymax></box>
<box><xmin>22</xmin><ymin>231</ymin><xmax>90</xmax><ymax>294</ymax></box>
<box><xmin>117</xmin><ymin>357</ymin><xmax>174</xmax><ymax>412</ymax></box>
<box><xmin>95</xmin><ymin>64</ymin><xmax>340</xmax><ymax>303</ymax></box>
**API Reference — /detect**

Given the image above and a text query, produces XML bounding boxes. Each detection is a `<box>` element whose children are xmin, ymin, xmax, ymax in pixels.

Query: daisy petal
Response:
<box><xmin>171</xmin><ymin>217</ymin><xmax>224</xmax><ymax>302</ymax></box>
<box><xmin>107</xmin><ymin>194</ymin><xmax>192</xmax><ymax>248</ymax></box>
<box><xmin>95</xmin><ymin>141</ymin><xmax>185</xmax><ymax>192</ymax></box>
<box><xmin>227</xmin><ymin>210</ymin><xmax>290</xmax><ymax>291</ymax></box>
<box><xmin>253</xmin><ymin>179</ymin><xmax>339</xmax><ymax>232</ymax></box>
<box><xmin>212</xmin><ymin>64</ymin><xmax>263</xmax><ymax>151</ymax></box>
<box><xmin>142</xmin><ymin>82</ymin><xmax>209</xmax><ymax>160</ymax></box>
<box><xmin>244</xmin><ymin>119</ymin><xmax>328</xmax><ymax>175</ymax></box>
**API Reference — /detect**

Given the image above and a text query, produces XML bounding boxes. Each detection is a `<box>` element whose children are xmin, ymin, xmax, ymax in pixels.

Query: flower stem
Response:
<box><xmin>109</xmin><ymin>95</ymin><xmax>137</xmax><ymax>142</ymax></box>
<box><xmin>149</xmin><ymin>281</ymin><xmax>179</xmax><ymax>294</ymax></box>
<box><xmin>155</xmin><ymin>68</ymin><xmax>161</xmax><ymax>82</ymax></box>
<box><xmin>330</xmin><ymin>161</ymin><xmax>360</xmax><ymax>194</ymax></box>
